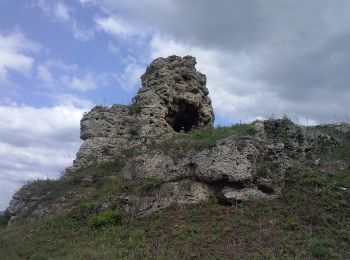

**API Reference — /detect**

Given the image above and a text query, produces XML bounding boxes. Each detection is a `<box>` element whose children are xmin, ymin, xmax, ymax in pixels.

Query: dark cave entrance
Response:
<box><xmin>166</xmin><ymin>100</ymin><xmax>200</xmax><ymax>132</ymax></box>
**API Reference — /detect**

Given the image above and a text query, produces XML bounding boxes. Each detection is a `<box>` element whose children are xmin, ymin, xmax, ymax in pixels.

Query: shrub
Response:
<box><xmin>123</xmin><ymin>148</ymin><xmax>135</xmax><ymax>158</ymax></box>
<box><xmin>129</xmin><ymin>103</ymin><xmax>142</xmax><ymax>115</ymax></box>
<box><xmin>67</xmin><ymin>205</ymin><xmax>92</xmax><ymax>222</ymax></box>
<box><xmin>128</xmin><ymin>127</ymin><xmax>140</xmax><ymax>136</ymax></box>
<box><xmin>285</xmin><ymin>217</ymin><xmax>299</xmax><ymax>230</ymax></box>
<box><xmin>0</xmin><ymin>211</ymin><xmax>10</xmax><ymax>228</ymax></box>
<box><xmin>231</xmin><ymin>218</ymin><xmax>247</xmax><ymax>228</ymax></box>
<box><xmin>282</xmin><ymin>114</ymin><xmax>292</xmax><ymax>123</ymax></box>
<box><xmin>89</xmin><ymin>209</ymin><xmax>122</xmax><ymax>228</ymax></box>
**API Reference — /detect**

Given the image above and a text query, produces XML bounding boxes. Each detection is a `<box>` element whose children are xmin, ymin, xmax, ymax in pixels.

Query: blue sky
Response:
<box><xmin>1</xmin><ymin>0</ymin><xmax>350</xmax><ymax>210</ymax></box>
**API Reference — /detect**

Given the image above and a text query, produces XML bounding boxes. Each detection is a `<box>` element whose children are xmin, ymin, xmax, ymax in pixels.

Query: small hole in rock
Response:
<box><xmin>258</xmin><ymin>185</ymin><xmax>275</xmax><ymax>194</ymax></box>
<box><xmin>217</xmin><ymin>195</ymin><xmax>242</xmax><ymax>206</ymax></box>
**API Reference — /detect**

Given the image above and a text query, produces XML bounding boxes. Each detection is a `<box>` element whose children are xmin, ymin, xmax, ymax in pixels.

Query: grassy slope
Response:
<box><xmin>0</xmin><ymin>123</ymin><xmax>349</xmax><ymax>259</ymax></box>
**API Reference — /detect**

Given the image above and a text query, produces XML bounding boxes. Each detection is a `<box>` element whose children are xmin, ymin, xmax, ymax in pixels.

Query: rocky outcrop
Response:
<box><xmin>7</xmin><ymin>182</ymin><xmax>80</xmax><ymax>223</ymax></box>
<box><xmin>119</xmin><ymin>119</ymin><xmax>341</xmax><ymax>215</ymax></box>
<box><xmin>69</xmin><ymin>55</ymin><xmax>214</xmax><ymax>171</ymax></box>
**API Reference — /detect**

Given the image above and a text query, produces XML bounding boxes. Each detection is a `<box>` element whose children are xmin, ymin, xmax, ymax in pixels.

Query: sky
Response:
<box><xmin>1</xmin><ymin>0</ymin><xmax>350</xmax><ymax>210</ymax></box>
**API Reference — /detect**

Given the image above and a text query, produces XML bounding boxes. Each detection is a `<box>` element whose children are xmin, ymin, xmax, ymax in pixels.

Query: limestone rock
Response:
<box><xmin>121</xmin><ymin>119</ymin><xmax>342</xmax><ymax>216</ymax></box>
<box><xmin>120</xmin><ymin>180</ymin><xmax>212</xmax><ymax>217</ymax></box>
<box><xmin>7</xmin><ymin>183</ymin><xmax>50</xmax><ymax>219</ymax></box>
<box><xmin>322</xmin><ymin>123</ymin><xmax>350</xmax><ymax>134</ymax></box>
<box><xmin>123</xmin><ymin>136</ymin><xmax>268</xmax><ymax>183</ymax></box>
<box><xmin>69</xmin><ymin>55</ymin><xmax>214</xmax><ymax>170</ymax></box>
<box><xmin>221</xmin><ymin>187</ymin><xmax>277</xmax><ymax>202</ymax></box>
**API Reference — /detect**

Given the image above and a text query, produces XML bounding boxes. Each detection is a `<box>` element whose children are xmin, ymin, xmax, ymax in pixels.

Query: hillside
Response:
<box><xmin>0</xmin><ymin>122</ymin><xmax>349</xmax><ymax>259</ymax></box>
<box><xmin>0</xmin><ymin>56</ymin><xmax>349</xmax><ymax>259</ymax></box>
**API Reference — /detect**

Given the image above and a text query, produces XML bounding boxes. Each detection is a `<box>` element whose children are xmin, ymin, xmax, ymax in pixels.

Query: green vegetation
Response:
<box><xmin>313</xmin><ymin>125</ymin><xmax>350</xmax><ymax>164</ymax></box>
<box><xmin>128</xmin><ymin>103</ymin><xmax>142</xmax><ymax>115</ymax></box>
<box><xmin>128</xmin><ymin>126</ymin><xmax>140</xmax><ymax>136</ymax></box>
<box><xmin>1</xmin><ymin>166</ymin><xmax>348</xmax><ymax>259</ymax></box>
<box><xmin>21</xmin><ymin>160</ymin><xmax>126</xmax><ymax>210</ymax></box>
<box><xmin>153</xmin><ymin>123</ymin><xmax>256</xmax><ymax>152</ymax></box>
<box><xmin>136</xmin><ymin>178</ymin><xmax>162</xmax><ymax>194</ymax></box>
<box><xmin>0</xmin><ymin>212</ymin><xmax>10</xmax><ymax>228</ymax></box>
<box><xmin>90</xmin><ymin>209</ymin><xmax>122</xmax><ymax>228</ymax></box>
<box><xmin>253</xmin><ymin>160</ymin><xmax>284</xmax><ymax>186</ymax></box>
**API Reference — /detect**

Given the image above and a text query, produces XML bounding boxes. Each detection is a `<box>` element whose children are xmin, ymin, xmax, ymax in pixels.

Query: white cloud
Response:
<box><xmin>107</xmin><ymin>41</ymin><xmax>119</xmax><ymax>54</ymax></box>
<box><xmin>54</xmin><ymin>2</ymin><xmax>70</xmax><ymax>21</ymax></box>
<box><xmin>36</xmin><ymin>0</ymin><xmax>71</xmax><ymax>22</ymax></box>
<box><xmin>0</xmin><ymin>103</ymin><xmax>87</xmax><ymax>210</ymax></box>
<box><xmin>150</xmin><ymin>35</ymin><xmax>350</xmax><ymax>124</ymax></box>
<box><xmin>78</xmin><ymin>0</ymin><xmax>98</xmax><ymax>6</ymax></box>
<box><xmin>37</xmin><ymin>64</ymin><xmax>54</xmax><ymax>85</ymax></box>
<box><xmin>46</xmin><ymin>59</ymin><xmax>79</xmax><ymax>72</ymax></box>
<box><xmin>36</xmin><ymin>60</ymin><xmax>112</xmax><ymax>92</ymax></box>
<box><xmin>54</xmin><ymin>93</ymin><xmax>94</xmax><ymax>108</ymax></box>
<box><xmin>115</xmin><ymin>61</ymin><xmax>144</xmax><ymax>92</ymax></box>
<box><xmin>72</xmin><ymin>21</ymin><xmax>95</xmax><ymax>41</ymax></box>
<box><xmin>35</xmin><ymin>0</ymin><xmax>95</xmax><ymax>41</ymax></box>
<box><xmin>64</xmin><ymin>74</ymin><xmax>97</xmax><ymax>91</ymax></box>
<box><xmin>61</xmin><ymin>72</ymin><xmax>108</xmax><ymax>91</ymax></box>
<box><xmin>0</xmin><ymin>31</ymin><xmax>40</xmax><ymax>85</ymax></box>
<box><xmin>95</xmin><ymin>16</ymin><xmax>133</xmax><ymax>36</ymax></box>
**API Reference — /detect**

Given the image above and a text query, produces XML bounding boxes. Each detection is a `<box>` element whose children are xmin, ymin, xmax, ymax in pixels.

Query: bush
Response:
<box><xmin>89</xmin><ymin>209</ymin><xmax>122</xmax><ymax>228</ymax></box>
<box><xmin>128</xmin><ymin>127</ymin><xmax>140</xmax><ymax>136</ymax></box>
<box><xmin>129</xmin><ymin>103</ymin><xmax>142</xmax><ymax>115</ymax></box>
<box><xmin>285</xmin><ymin>217</ymin><xmax>299</xmax><ymax>230</ymax></box>
<box><xmin>67</xmin><ymin>205</ymin><xmax>92</xmax><ymax>222</ymax></box>
<box><xmin>0</xmin><ymin>212</ymin><xmax>10</xmax><ymax>228</ymax></box>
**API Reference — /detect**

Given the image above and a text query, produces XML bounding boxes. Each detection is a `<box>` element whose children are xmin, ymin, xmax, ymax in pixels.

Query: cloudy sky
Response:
<box><xmin>1</xmin><ymin>0</ymin><xmax>350</xmax><ymax>210</ymax></box>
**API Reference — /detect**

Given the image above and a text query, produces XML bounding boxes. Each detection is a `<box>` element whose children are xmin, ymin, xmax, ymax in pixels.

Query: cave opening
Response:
<box><xmin>166</xmin><ymin>100</ymin><xmax>200</xmax><ymax>132</ymax></box>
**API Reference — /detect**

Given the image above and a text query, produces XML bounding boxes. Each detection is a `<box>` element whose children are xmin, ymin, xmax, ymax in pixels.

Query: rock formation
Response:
<box><xmin>70</xmin><ymin>55</ymin><xmax>214</xmax><ymax>171</ymax></box>
<box><xmin>117</xmin><ymin>119</ymin><xmax>340</xmax><ymax>216</ymax></box>
<box><xmin>6</xmin><ymin>55</ymin><xmax>348</xmax><ymax>222</ymax></box>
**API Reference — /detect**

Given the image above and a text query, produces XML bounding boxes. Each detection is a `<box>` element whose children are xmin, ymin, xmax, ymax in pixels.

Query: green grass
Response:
<box><xmin>151</xmin><ymin>123</ymin><xmax>256</xmax><ymax>153</ymax></box>
<box><xmin>1</xmin><ymin>167</ymin><xmax>348</xmax><ymax>259</ymax></box>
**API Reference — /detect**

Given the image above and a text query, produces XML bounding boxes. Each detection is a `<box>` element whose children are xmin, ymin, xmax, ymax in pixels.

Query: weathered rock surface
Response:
<box><xmin>120</xmin><ymin>119</ymin><xmax>342</xmax><ymax>215</ymax></box>
<box><xmin>7</xmin><ymin>183</ymin><xmax>79</xmax><ymax>223</ymax></box>
<box><xmin>69</xmin><ymin>55</ymin><xmax>214</xmax><ymax>171</ymax></box>
<box><xmin>120</xmin><ymin>180</ymin><xmax>212</xmax><ymax>217</ymax></box>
